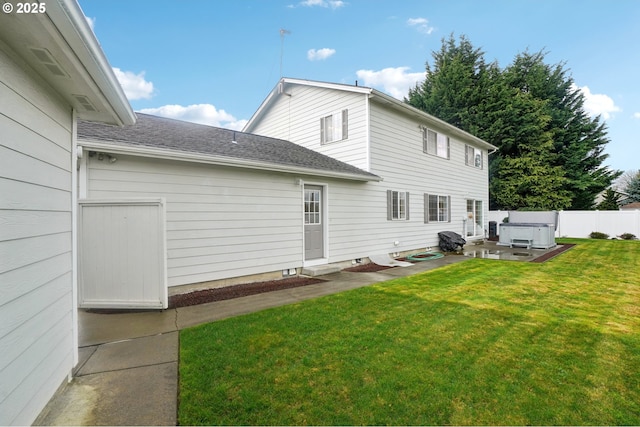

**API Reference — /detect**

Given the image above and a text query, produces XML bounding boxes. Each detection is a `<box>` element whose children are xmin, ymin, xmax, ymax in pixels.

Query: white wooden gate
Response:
<box><xmin>78</xmin><ymin>199</ymin><xmax>167</xmax><ymax>309</ymax></box>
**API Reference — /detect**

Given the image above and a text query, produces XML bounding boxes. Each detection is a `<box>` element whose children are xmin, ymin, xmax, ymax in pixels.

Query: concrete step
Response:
<box><xmin>301</xmin><ymin>264</ymin><xmax>342</xmax><ymax>277</ymax></box>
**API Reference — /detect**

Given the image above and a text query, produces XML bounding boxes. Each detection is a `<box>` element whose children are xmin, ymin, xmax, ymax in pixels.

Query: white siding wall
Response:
<box><xmin>319</xmin><ymin>100</ymin><xmax>490</xmax><ymax>258</ymax></box>
<box><xmin>289</xmin><ymin>103</ymin><xmax>491</xmax><ymax>263</ymax></box>
<box><xmin>85</xmin><ymin>155</ymin><xmax>305</xmax><ymax>287</ymax></box>
<box><xmin>250</xmin><ymin>85</ymin><xmax>370</xmax><ymax>171</ymax></box>
<box><xmin>0</xmin><ymin>44</ymin><xmax>75</xmax><ymax>425</ymax></box>
<box><xmin>368</xmin><ymin>101</ymin><xmax>490</xmax><ymax>249</ymax></box>
<box><xmin>250</xmin><ymin>85</ymin><xmax>491</xmax><ymax>260</ymax></box>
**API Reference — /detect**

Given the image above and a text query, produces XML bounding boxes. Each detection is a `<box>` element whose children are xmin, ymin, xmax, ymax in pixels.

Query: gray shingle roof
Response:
<box><xmin>77</xmin><ymin>113</ymin><xmax>380</xmax><ymax>181</ymax></box>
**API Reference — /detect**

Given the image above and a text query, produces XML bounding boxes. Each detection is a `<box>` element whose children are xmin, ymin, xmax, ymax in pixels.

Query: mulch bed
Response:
<box><xmin>168</xmin><ymin>276</ymin><xmax>326</xmax><ymax>309</ymax></box>
<box><xmin>530</xmin><ymin>243</ymin><xmax>576</xmax><ymax>263</ymax></box>
<box><xmin>343</xmin><ymin>263</ymin><xmax>394</xmax><ymax>272</ymax></box>
<box><xmin>89</xmin><ymin>245</ymin><xmax>576</xmax><ymax>313</ymax></box>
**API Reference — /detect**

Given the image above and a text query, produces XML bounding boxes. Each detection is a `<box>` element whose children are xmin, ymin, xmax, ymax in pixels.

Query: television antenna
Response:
<box><xmin>279</xmin><ymin>28</ymin><xmax>291</xmax><ymax>77</ymax></box>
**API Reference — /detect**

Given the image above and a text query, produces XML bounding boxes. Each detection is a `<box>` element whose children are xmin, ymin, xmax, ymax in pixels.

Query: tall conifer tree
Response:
<box><xmin>407</xmin><ymin>35</ymin><xmax>620</xmax><ymax>210</ymax></box>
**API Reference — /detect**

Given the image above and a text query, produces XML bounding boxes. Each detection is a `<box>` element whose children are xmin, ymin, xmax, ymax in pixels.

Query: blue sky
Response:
<box><xmin>79</xmin><ymin>0</ymin><xmax>640</xmax><ymax>173</ymax></box>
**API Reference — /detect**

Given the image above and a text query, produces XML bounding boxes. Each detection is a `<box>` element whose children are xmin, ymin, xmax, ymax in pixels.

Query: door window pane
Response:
<box><xmin>304</xmin><ymin>189</ymin><xmax>321</xmax><ymax>224</ymax></box>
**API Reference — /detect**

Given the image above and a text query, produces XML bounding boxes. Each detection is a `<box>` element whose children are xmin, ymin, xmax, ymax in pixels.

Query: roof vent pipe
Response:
<box><xmin>231</xmin><ymin>131</ymin><xmax>237</xmax><ymax>144</ymax></box>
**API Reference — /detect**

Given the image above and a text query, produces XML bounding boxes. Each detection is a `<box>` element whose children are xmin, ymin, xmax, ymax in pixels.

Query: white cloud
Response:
<box><xmin>572</xmin><ymin>83</ymin><xmax>621</xmax><ymax>120</ymax></box>
<box><xmin>407</xmin><ymin>17</ymin><xmax>435</xmax><ymax>35</ymax></box>
<box><xmin>139</xmin><ymin>104</ymin><xmax>247</xmax><ymax>131</ymax></box>
<box><xmin>307</xmin><ymin>48</ymin><xmax>336</xmax><ymax>61</ymax></box>
<box><xmin>633</xmin><ymin>112</ymin><xmax>640</xmax><ymax>119</ymax></box>
<box><xmin>85</xmin><ymin>16</ymin><xmax>96</xmax><ymax>31</ymax></box>
<box><xmin>356</xmin><ymin>67</ymin><xmax>425</xmax><ymax>100</ymax></box>
<box><xmin>293</xmin><ymin>0</ymin><xmax>345</xmax><ymax>9</ymax></box>
<box><xmin>112</xmin><ymin>67</ymin><xmax>154</xmax><ymax>101</ymax></box>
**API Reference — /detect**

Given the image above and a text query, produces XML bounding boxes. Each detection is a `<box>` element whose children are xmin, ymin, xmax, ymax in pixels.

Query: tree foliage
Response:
<box><xmin>623</xmin><ymin>171</ymin><xmax>640</xmax><ymax>204</ymax></box>
<box><xmin>597</xmin><ymin>188</ymin><xmax>621</xmax><ymax>210</ymax></box>
<box><xmin>406</xmin><ymin>34</ymin><xmax>489</xmax><ymax>133</ymax></box>
<box><xmin>406</xmin><ymin>34</ymin><xmax>621</xmax><ymax>210</ymax></box>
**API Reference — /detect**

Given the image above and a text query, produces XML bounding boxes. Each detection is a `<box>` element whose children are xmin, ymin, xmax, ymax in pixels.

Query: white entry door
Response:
<box><xmin>304</xmin><ymin>185</ymin><xmax>324</xmax><ymax>260</ymax></box>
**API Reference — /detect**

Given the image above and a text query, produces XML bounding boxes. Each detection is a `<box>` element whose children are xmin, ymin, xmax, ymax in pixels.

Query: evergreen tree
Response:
<box><xmin>504</xmin><ymin>51</ymin><xmax>621</xmax><ymax>209</ymax></box>
<box><xmin>406</xmin><ymin>36</ymin><xmax>620</xmax><ymax>210</ymax></box>
<box><xmin>597</xmin><ymin>188</ymin><xmax>621</xmax><ymax>210</ymax></box>
<box><xmin>623</xmin><ymin>171</ymin><xmax>640</xmax><ymax>203</ymax></box>
<box><xmin>486</xmin><ymin>79</ymin><xmax>571</xmax><ymax>210</ymax></box>
<box><xmin>406</xmin><ymin>34</ymin><xmax>490</xmax><ymax>133</ymax></box>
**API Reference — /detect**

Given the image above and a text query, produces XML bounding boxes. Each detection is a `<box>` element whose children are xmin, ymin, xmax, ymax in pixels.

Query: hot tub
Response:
<box><xmin>498</xmin><ymin>222</ymin><xmax>556</xmax><ymax>249</ymax></box>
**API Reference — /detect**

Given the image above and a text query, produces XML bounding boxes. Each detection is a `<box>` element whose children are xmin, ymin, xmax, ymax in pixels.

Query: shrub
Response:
<box><xmin>589</xmin><ymin>231</ymin><xmax>609</xmax><ymax>239</ymax></box>
<box><xmin>619</xmin><ymin>233</ymin><xmax>637</xmax><ymax>240</ymax></box>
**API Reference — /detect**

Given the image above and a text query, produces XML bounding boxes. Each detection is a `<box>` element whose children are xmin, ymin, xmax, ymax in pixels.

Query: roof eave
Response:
<box><xmin>244</xmin><ymin>77</ymin><xmax>372</xmax><ymax>133</ymax></box>
<box><xmin>79</xmin><ymin>139</ymin><xmax>382</xmax><ymax>182</ymax></box>
<box><xmin>52</xmin><ymin>0</ymin><xmax>135</xmax><ymax>125</ymax></box>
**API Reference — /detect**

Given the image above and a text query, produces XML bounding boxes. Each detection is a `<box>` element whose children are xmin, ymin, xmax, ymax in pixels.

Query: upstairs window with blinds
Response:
<box><xmin>320</xmin><ymin>109</ymin><xmax>348</xmax><ymax>144</ymax></box>
<box><xmin>422</xmin><ymin>127</ymin><xmax>450</xmax><ymax>159</ymax></box>
<box><xmin>465</xmin><ymin>145</ymin><xmax>483</xmax><ymax>169</ymax></box>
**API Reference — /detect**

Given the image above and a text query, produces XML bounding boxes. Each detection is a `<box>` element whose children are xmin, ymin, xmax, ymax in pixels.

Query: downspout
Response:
<box><xmin>70</xmin><ymin>109</ymin><xmax>79</xmax><ymax>373</ymax></box>
<box><xmin>365</xmin><ymin>92</ymin><xmax>371</xmax><ymax>171</ymax></box>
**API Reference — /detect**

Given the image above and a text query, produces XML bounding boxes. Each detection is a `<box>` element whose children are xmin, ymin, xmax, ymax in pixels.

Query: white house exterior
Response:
<box><xmin>77</xmin><ymin>113</ymin><xmax>381</xmax><ymax>304</ymax></box>
<box><xmin>244</xmin><ymin>78</ymin><xmax>497</xmax><ymax>256</ymax></box>
<box><xmin>75</xmin><ymin>78</ymin><xmax>495</xmax><ymax>308</ymax></box>
<box><xmin>0</xmin><ymin>1</ymin><xmax>134</xmax><ymax>424</ymax></box>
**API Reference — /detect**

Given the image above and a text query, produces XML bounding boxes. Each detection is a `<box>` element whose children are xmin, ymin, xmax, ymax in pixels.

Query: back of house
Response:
<box><xmin>245</xmin><ymin>78</ymin><xmax>496</xmax><ymax>259</ymax></box>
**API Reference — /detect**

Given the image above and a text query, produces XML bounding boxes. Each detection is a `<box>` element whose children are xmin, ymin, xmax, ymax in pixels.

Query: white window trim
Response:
<box><xmin>320</xmin><ymin>109</ymin><xmax>348</xmax><ymax>144</ymax></box>
<box><xmin>387</xmin><ymin>190</ymin><xmax>410</xmax><ymax>221</ymax></box>
<box><xmin>465</xmin><ymin>144</ymin><xmax>483</xmax><ymax>169</ymax></box>
<box><xmin>304</xmin><ymin>188</ymin><xmax>322</xmax><ymax>225</ymax></box>
<box><xmin>421</xmin><ymin>126</ymin><xmax>450</xmax><ymax>159</ymax></box>
<box><xmin>425</xmin><ymin>194</ymin><xmax>451</xmax><ymax>223</ymax></box>
<box><xmin>301</xmin><ymin>181</ymin><xmax>330</xmax><ymax>266</ymax></box>
<box><xmin>466</xmin><ymin>199</ymin><xmax>484</xmax><ymax>238</ymax></box>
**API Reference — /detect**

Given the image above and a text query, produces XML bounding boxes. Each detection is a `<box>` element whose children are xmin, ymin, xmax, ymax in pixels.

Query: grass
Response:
<box><xmin>178</xmin><ymin>239</ymin><xmax>640</xmax><ymax>425</ymax></box>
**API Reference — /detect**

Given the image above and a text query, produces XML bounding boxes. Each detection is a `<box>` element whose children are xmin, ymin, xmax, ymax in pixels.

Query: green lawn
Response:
<box><xmin>179</xmin><ymin>239</ymin><xmax>640</xmax><ymax>425</ymax></box>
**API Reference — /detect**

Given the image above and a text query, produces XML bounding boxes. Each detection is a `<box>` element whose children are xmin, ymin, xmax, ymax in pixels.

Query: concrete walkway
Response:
<box><xmin>34</xmin><ymin>242</ymin><xmax>558</xmax><ymax>425</ymax></box>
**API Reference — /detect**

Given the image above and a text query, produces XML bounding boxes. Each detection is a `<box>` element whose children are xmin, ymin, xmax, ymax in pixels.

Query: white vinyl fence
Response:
<box><xmin>489</xmin><ymin>210</ymin><xmax>640</xmax><ymax>239</ymax></box>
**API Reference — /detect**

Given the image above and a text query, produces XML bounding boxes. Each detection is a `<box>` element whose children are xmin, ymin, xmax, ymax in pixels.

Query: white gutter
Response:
<box><xmin>80</xmin><ymin>139</ymin><xmax>383</xmax><ymax>182</ymax></box>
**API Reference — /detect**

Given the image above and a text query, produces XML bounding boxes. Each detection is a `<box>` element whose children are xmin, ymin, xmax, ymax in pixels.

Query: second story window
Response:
<box><xmin>422</xmin><ymin>127</ymin><xmax>449</xmax><ymax>159</ymax></box>
<box><xmin>465</xmin><ymin>145</ymin><xmax>483</xmax><ymax>169</ymax></box>
<box><xmin>320</xmin><ymin>109</ymin><xmax>348</xmax><ymax>144</ymax></box>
